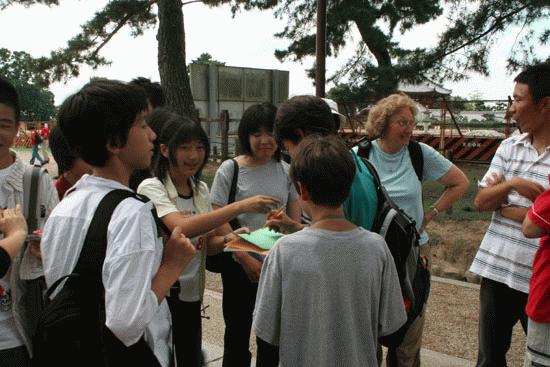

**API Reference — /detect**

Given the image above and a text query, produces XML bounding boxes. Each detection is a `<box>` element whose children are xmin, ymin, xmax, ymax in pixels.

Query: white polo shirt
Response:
<box><xmin>470</xmin><ymin>133</ymin><xmax>550</xmax><ymax>293</ymax></box>
<box><xmin>41</xmin><ymin>175</ymin><xmax>172</xmax><ymax>366</ymax></box>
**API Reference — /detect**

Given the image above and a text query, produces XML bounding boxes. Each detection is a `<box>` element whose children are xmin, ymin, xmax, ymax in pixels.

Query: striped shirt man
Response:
<box><xmin>470</xmin><ymin>132</ymin><xmax>550</xmax><ymax>293</ymax></box>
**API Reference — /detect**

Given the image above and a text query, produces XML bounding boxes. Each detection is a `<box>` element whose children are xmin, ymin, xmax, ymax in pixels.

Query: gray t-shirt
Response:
<box><xmin>210</xmin><ymin>159</ymin><xmax>298</xmax><ymax>231</ymax></box>
<box><xmin>253</xmin><ymin>227</ymin><xmax>406</xmax><ymax>367</ymax></box>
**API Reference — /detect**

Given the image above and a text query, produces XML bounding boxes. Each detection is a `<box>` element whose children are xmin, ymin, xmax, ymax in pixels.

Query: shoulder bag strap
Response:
<box><xmin>408</xmin><ymin>140</ymin><xmax>424</xmax><ymax>182</ymax></box>
<box><xmin>228</xmin><ymin>159</ymin><xmax>240</xmax><ymax>229</ymax></box>
<box><xmin>23</xmin><ymin>165</ymin><xmax>42</xmax><ymax>233</ymax></box>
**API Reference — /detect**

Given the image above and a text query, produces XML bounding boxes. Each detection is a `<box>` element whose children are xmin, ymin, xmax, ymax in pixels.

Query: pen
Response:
<box><xmin>270</xmin><ymin>207</ymin><xmax>284</xmax><ymax>219</ymax></box>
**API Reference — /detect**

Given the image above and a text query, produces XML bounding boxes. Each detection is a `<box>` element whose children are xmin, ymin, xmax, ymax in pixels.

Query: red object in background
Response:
<box><xmin>41</xmin><ymin>126</ymin><xmax>49</xmax><ymax>140</ymax></box>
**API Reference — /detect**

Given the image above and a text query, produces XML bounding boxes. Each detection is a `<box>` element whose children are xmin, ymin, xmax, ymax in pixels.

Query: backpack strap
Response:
<box><xmin>228</xmin><ymin>159</ymin><xmax>240</xmax><ymax>230</ymax></box>
<box><xmin>356</xmin><ymin>138</ymin><xmax>372</xmax><ymax>161</ymax></box>
<box><xmin>73</xmin><ymin>189</ymin><xmax>143</xmax><ymax>287</ymax></box>
<box><xmin>23</xmin><ymin>165</ymin><xmax>42</xmax><ymax>233</ymax></box>
<box><xmin>357</xmin><ymin>138</ymin><xmax>424</xmax><ymax>182</ymax></box>
<box><xmin>408</xmin><ymin>140</ymin><xmax>423</xmax><ymax>182</ymax></box>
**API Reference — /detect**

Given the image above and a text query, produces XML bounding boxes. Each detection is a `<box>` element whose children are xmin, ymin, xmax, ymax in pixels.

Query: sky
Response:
<box><xmin>0</xmin><ymin>1</ymin><xmax>546</xmax><ymax>106</ymax></box>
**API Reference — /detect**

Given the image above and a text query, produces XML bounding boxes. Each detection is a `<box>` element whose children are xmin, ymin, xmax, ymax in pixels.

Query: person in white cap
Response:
<box><xmin>321</xmin><ymin>98</ymin><xmax>346</xmax><ymax>132</ymax></box>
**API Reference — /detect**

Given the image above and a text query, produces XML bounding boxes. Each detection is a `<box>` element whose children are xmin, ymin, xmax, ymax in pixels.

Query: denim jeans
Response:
<box><xmin>30</xmin><ymin>144</ymin><xmax>45</xmax><ymax>165</ymax></box>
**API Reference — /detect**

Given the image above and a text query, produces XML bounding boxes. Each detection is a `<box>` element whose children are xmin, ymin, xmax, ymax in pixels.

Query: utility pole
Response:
<box><xmin>315</xmin><ymin>0</ymin><xmax>326</xmax><ymax>97</ymax></box>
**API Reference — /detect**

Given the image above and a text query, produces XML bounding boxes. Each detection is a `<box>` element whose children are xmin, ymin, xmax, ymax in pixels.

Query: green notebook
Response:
<box><xmin>238</xmin><ymin>227</ymin><xmax>283</xmax><ymax>250</ymax></box>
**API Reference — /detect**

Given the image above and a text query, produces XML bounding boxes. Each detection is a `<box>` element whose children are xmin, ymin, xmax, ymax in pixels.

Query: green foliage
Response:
<box><xmin>327</xmin><ymin>83</ymin><xmax>369</xmax><ymax>106</ymax></box>
<box><xmin>207</xmin><ymin>0</ymin><xmax>548</xmax><ymax>99</ymax></box>
<box><xmin>1</xmin><ymin>0</ymin><xmax>197</xmax><ymax>118</ymax></box>
<box><xmin>36</xmin><ymin>1</ymin><xmax>156</xmax><ymax>85</ymax></box>
<box><xmin>16</xmin><ymin>82</ymin><xmax>56</xmax><ymax>121</ymax></box>
<box><xmin>1</xmin><ymin>1</ymin><xmax>156</xmax><ymax>86</ymax></box>
<box><xmin>192</xmin><ymin>53</ymin><xmax>226</xmax><ymax>66</ymax></box>
<box><xmin>423</xmin><ymin>162</ymin><xmax>491</xmax><ymax>221</ymax></box>
<box><xmin>0</xmin><ymin>48</ymin><xmax>56</xmax><ymax>120</ymax></box>
<box><xmin>481</xmin><ymin>113</ymin><xmax>497</xmax><ymax>123</ymax></box>
<box><xmin>433</xmin><ymin>0</ymin><xmax>549</xmax><ymax>78</ymax></box>
<box><xmin>0</xmin><ymin>0</ymin><xmax>59</xmax><ymax>8</ymax></box>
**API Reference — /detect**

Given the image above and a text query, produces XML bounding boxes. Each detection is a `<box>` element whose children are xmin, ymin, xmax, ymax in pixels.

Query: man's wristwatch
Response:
<box><xmin>431</xmin><ymin>206</ymin><xmax>440</xmax><ymax>216</ymax></box>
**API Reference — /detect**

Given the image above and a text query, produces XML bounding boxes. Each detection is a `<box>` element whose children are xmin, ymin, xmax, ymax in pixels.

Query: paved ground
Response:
<box><xmin>202</xmin><ymin>275</ymin><xmax>526</xmax><ymax>367</ymax></box>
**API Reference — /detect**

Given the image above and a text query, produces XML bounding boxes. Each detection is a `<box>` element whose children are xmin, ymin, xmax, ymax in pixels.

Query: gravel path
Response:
<box><xmin>424</xmin><ymin>277</ymin><xmax>525</xmax><ymax>366</ymax></box>
<box><xmin>204</xmin><ymin>273</ymin><xmax>527</xmax><ymax>366</ymax></box>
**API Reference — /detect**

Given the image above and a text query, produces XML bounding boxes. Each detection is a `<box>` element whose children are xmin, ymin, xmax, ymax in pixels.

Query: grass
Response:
<box><xmin>12</xmin><ymin>147</ymin><xmax>31</xmax><ymax>153</ymax></box>
<box><xmin>203</xmin><ymin>160</ymin><xmax>491</xmax><ymax>222</ymax></box>
<box><xmin>423</xmin><ymin>162</ymin><xmax>492</xmax><ymax>221</ymax></box>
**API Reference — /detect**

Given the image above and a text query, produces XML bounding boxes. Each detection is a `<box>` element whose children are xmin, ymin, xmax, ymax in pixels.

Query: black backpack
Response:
<box><xmin>356</xmin><ymin>139</ymin><xmax>431</xmax><ymax>348</ymax></box>
<box><xmin>32</xmin><ymin>189</ymin><xmax>162</xmax><ymax>367</ymax></box>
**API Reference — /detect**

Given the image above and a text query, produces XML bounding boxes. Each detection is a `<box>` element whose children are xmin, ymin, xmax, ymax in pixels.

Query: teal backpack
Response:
<box><xmin>342</xmin><ymin>149</ymin><xmax>378</xmax><ymax>231</ymax></box>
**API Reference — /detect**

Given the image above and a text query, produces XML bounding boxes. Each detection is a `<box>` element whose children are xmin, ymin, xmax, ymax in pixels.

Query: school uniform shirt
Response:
<box><xmin>253</xmin><ymin>227</ymin><xmax>406</xmax><ymax>367</ymax></box>
<box><xmin>526</xmin><ymin>188</ymin><xmax>550</xmax><ymax>323</ymax></box>
<box><xmin>0</xmin><ymin>162</ymin><xmax>23</xmax><ymax>351</ymax></box>
<box><xmin>41</xmin><ymin>175</ymin><xmax>172</xmax><ymax>366</ymax></box>
<box><xmin>355</xmin><ymin>141</ymin><xmax>452</xmax><ymax>245</ymax></box>
<box><xmin>138</xmin><ymin>175</ymin><xmax>211</xmax><ymax>302</ymax></box>
<box><xmin>0</xmin><ymin>153</ymin><xmax>58</xmax><ymax>353</ymax></box>
<box><xmin>470</xmin><ymin>133</ymin><xmax>550</xmax><ymax>293</ymax></box>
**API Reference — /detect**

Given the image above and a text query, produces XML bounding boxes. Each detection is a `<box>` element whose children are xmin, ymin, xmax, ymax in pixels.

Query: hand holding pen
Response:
<box><xmin>265</xmin><ymin>207</ymin><xmax>304</xmax><ymax>234</ymax></box>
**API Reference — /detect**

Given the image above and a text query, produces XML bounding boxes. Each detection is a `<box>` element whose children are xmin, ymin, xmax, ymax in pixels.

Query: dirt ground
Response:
<box><xmin>428</xmin><ymin>219</ymin><xmax>489</xmax><ymax>282</ymax></box>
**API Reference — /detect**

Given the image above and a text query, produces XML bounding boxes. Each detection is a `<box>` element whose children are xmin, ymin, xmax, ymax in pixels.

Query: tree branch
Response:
<box><xmin>89</xmin><ymin>0</ymin><xmax>158</xmax><ymax>59</ymax></box>
<box><xmin>438</xmin><ymin>4</ymin><xmax>530</xmax><ymax>59</ymax></box>
<box><xmin>182</xmin><ymin>0</ymin><xmax>203</xmax><ymax>6</ymax></box>
<box><xmin>329</xmin><ymin>43</ymin><xmax>367</xmax><ymax>83</ymax></box>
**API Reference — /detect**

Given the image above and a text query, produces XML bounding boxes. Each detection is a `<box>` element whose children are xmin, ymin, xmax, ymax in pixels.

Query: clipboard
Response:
<box><xmin>224</xmin><ymin>227</ymin><xmax>283</xmax><ymax>255</ymax></box>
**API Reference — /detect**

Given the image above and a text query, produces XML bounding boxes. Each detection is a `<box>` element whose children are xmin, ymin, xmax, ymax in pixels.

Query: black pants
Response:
<box><xmin>221</xmin><ymin>260</ymin><xmax>258</xmax><ymax>367</ymax></box>
<box><xmin>0</xmin><ymin>345</ymin><xmax>31</xmax><ymax>367</ymax></box>
<box><xmin>167</xmin><ymin>297</ymin><xmax>202</xmax><ymax>367</ymax></box>
<box><xmin>476</xmin><ymin>277</ymin><xmax>528</xmax><ymax>367</ymax></box>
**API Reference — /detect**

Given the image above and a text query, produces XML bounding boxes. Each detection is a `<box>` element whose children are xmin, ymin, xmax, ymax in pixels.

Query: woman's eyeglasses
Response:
<box><xmin>392</xmin><ymin>119</ymin><xmax>416</xmax><ymax>128</ymax></box>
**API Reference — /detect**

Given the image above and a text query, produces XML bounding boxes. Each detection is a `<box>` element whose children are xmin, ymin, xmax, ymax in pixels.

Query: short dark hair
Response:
<box><xmin>275</xmin><ymin>95</ymin><xmax>335</xmax><ymax>145</ymax></box>
<box><xmin>514</xmin><ymin>62</ymin><xmax>550</xmax><ymax>104</ymax></box>
<box><xmin>290</xmin><ymin>135</ymin><xmax>355</xmax><ymax>207</ymax></box>
<box><xmin>153</xmin><ymin>113</ymin><xmax>210</xmax><ymax>184</ymax></box>
<box><xmin>129</xmin><ymin>107</ymin><xmax>178</xmax><ymax>191</ymax></box>
<box><xmin>0</xmin><ymin>77</ymin><xmax>20</xmax><ymax>122</ymax></box>
<box><xmin>57</xmin><ymin>79</ymin><xmax>148</xmax><ymax>167</ymax></box>
<box><xmin>130</xmin><ymin>77</ymin><xmax>165</xmax><ymax>108</ymax></box>
<box><xmin>238</xmin><ymin>103</ymin><xmax>281</xmax><ymax>160</ymax></box>
<box><xmin>49</xmin><ymin>126</ymin><xmax>76</xmax><ymax>175</ymax></box>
